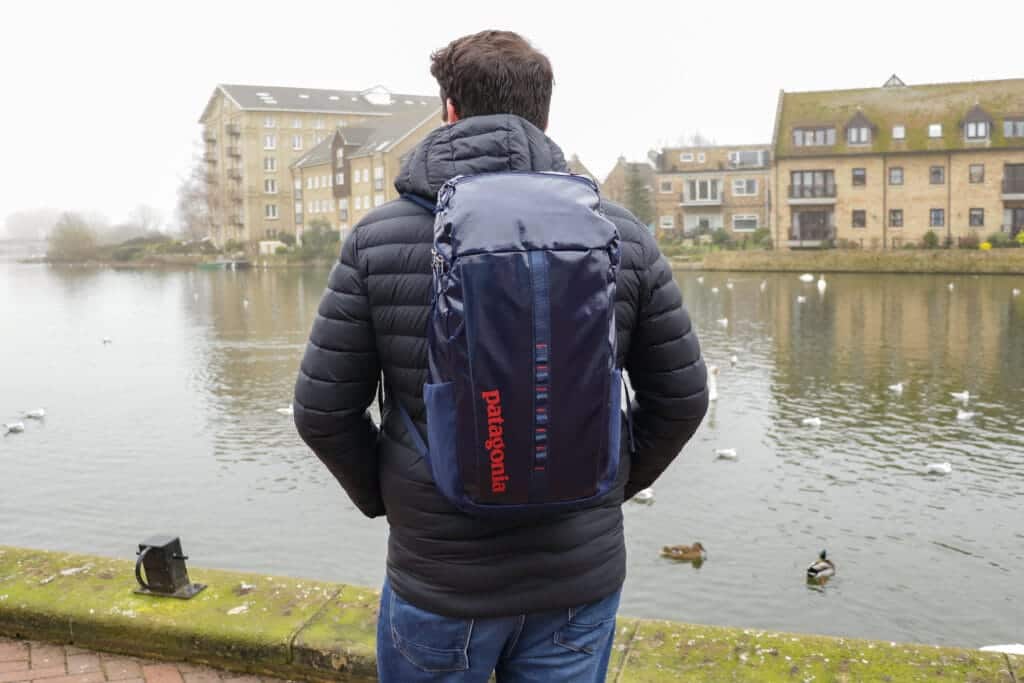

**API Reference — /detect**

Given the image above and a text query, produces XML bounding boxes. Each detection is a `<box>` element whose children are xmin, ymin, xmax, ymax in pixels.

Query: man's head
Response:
<box><xmin>430</xmin><ymin>30</ymin><xmax>553</xmax><ymax>131</ymax></box>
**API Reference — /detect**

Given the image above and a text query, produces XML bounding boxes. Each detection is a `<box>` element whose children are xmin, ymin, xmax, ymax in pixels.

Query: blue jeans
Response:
<box><xmin>377</xmin><ymin>578</ymin><xmax>621</xmax><ymax>682</ymax></box>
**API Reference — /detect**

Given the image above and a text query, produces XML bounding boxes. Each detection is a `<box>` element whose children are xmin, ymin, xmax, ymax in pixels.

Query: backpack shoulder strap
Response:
<box><xmin>401</xmin><ymin>193</ymin><xmax>439</xmax><ymax>215</ymax></box>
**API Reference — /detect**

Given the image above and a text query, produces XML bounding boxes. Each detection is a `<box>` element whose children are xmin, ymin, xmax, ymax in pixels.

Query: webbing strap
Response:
<box><xmin>401</xmin><ymin>193</ymin><xmax>439</xmax><ymax>214</ymax></box>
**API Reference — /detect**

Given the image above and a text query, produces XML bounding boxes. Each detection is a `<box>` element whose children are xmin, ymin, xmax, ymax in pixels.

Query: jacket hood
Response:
<box><xmin>394</xmin><ymin>114</ymin><xmax>568</xmax><ymax>200</ymax></box>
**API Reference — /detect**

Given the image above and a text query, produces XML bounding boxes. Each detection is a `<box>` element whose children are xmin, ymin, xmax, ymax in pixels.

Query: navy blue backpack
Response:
<box><xmin>397</xmin><ymin>171</ymin><xmax>632</xmax><ymax>518</ymax></box>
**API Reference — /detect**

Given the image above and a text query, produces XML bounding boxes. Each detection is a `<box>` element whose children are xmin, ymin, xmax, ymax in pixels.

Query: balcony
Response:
<box><xmin>227</xmin><ymin>146</ymin><xmax>241</xmax><ymax>159</ymax></box>
<box><xmin>227</xmin><ymin>168</ymin><xmax>242</xmax><ymax>181</ymax></box>
<box><xmin>226</xmin><ymin>123</ymin><xmax>241</xmax><ymax>137</ymax></box>
<box><xmin>788</xmin><ymin>184</ymin><xmax>837</xmax><ymax>205</ymax></box>
<box><xmin>680</xmin><ymin>192</ymin><xmax>722</xmax><ymax>207</ymax></box>
<box><xmin>203</xmin><ymin>129</ymin><xmax>217</xmax><ymax>144</ymax></box>
<box><xmin>1002</xmin><ymin>177</ymin><xmax>1024</xmax><ymax>200</ymax></box>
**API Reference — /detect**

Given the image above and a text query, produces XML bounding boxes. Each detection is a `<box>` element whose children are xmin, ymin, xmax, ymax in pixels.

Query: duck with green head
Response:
<box><xmin>806</xmin><ymin>549</ymin><xmax>835</xmax><ymax>583</ymax></box>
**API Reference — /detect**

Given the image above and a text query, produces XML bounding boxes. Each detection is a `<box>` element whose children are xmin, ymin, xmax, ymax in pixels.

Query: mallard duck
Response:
<box><xmin>3</xmin><ymin>422</ymin><xmax>26</xmax><ymax>436</ymax></box>
<box><xmin>806</xmin><ymin>550</ymin><xmax>835</xmax><ymax>582</ymax></box>
<box><xmin>661</xmin><ymin>543</ymin><xmax>706</xmax><ymax>562</ymax></box>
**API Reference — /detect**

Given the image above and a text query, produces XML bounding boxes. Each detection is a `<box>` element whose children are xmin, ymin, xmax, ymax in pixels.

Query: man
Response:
<box><xmin>294</xmin><ymin>30</ymin><xmax>707</xmax><ymax>683</ymax></box>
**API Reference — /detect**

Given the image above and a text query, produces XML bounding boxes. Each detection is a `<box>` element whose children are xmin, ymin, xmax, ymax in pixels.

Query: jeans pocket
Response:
<box><xmin>389</xmin><ymin>586</ymin><xmax>473</xmax><ymax>672</ymax></box>
<box><xmin>552</xmin><ymin>590</ymin><xmax>621</xmax><ymax>655</ymax></box>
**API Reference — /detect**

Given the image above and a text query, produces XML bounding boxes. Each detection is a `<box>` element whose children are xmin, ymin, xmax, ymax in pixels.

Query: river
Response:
<box><xmin>1</xmin><ymin>254</ymin><xmax>1022</xmax><ymax>647</ymax></box>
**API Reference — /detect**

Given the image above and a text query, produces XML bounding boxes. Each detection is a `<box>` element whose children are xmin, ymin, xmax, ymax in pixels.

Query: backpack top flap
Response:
<box><xmin>433</xmin><ymin>171</ymin><xmax>619</xmax><ymax>260</ymax></box>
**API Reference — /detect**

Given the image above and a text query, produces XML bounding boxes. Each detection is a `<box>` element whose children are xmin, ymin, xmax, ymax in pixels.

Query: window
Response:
<box><xmin>733</xmin><ymin>179</ymin><xmax>757</xmax><ymax>196</ymax></box>
<box><xmin>929</xmin><ymin>123</ymin><xmax>943</xmax><ymax>138</ymax></box>
<box><xmin>292</xmin><ymin>118</ymin><xmax>302</xmax><ymax>129</ymax></box>
<box><xmin>336</xmin><ymin>173</ymin><xmax>344</xmax><ymax>185</ymax></box>
<box><xmin>314</xmin><ymin>118</ymin><xmax>325</xmax><ymax>130</ymax></box>
<box><xmin>930</xmin><ymin>166</ymin><xmax>945</xmax><ymax>184</ymax></box>
<box><xmin>263</xmin><ymin>179</ymin><xmax>277</xmax><ymax>194</ymax></box>
<box><xmin>793</xmin><ymin>127</ymin><xmax>836</xmax><ymax>146</ymax></box>
<box><xmin>930</xmin><ymin>208</ymin><xmax>945</xmax><ymax>227</ymax></box>
<box><xmin>315</xmin><ymin>134</ymin><xmax>324</xmax><ymax>144</ymax></box>
<box><xmin>852</xmin><ymin>168</ymin><xmax>866</xmax><ymax>186</ymax></box>
<box><xmin>293</xmin><ymin>178</ymin><xmax>301</xmax><ymax>190</ymax></box>
<box><xmin>966</xmin><ymin>121</ymin><xmax>989</xmax><ymax>139</ymax></box>
<box><xmin>889</xmin><ymin>167</ymin><xmax>904</xmax><ymax>185</ymax></box>
<box><xmin>697</xmin><ymin>153</ymin><xmax>706</xmax><ymax>162</ymax></box>
<box><xmin>265</xmin><ymin>204</ymin><xmax>278</xmax><ymax>219</ymax></box>
<box><xmin>307</xmin><ymin>202</ymin><xmax>313</xmax><ymax>214</ymax></box>
<box><xmin>729</xmin><ymin>150</ymin><xmax>765</xmax><ymax>167</ymax></box>
<box><xmin>892</xmin><ymin>125</ymin><xmax>906</xmax><ymax>140</ymax></box>
<box><xmin>659</xmin><ymin>215</ymin><xmax>675</xmax><ymax>229</ymax></box>
<box><xmin>686</xmin><ymin>179</ymin><xmax>720</xmax><ymax>201</ymax></box>
<box><xmin>732</xmin><ymin>215</ymin><xmax>758</xmax><ymax>232</ymax></box>
<box><xmin>889</xmin><ymin>209</ymin><xmax>903</xmax><ymax>228</ymax></box>
<box><xmin>313</xmin><ymin>176</ymin><xmax>320</xmax><ymax>189</ymax></box>
<box><xmin>362</xmin><ymin>169</ymin><xmax>370</xmax><ymax>183</ymax></box>
<box><xmin>327</xmin><ymin>199</ymin><xmax>334</xmax><ymax>212</ymax></box>
<box><xmin>263</xmin><ymin>116</ymin><xmax>276</xmax><ymax>128</ymax></box>
<box><xmin>969</xmin><ymin>208</ymin><xmax>984</xmax><ymax>226</ymax></box>
<box><xmin>374</xmin><ymin>167</ymin><xmax>384</xmax><ymax>179</ymax></box>
<box><xmin>852</xmin><ymin>210</ymin><xmax>866</xmax><ymax>228</ymax></box>
<box><xmin>679</xmin><ymin>153</ymin><xmax>694</xmax><ymax>162</ymax></box>
<box><xmin>374</xmin><ymin>193</ymin><xmax>384</xmax><ymax>207</ymax></box>
<box><xmin>1005</xmin><ymin>119</ymin><xmax>1024</xmax><ymax>138</ymax></box>
<box><xmin>336</xmin><ymin>148</ymin><xmax>344</xmax><ymax>161</ymax></box>
<box><xmin>848</xmin><ymin>127</ymin><xmax>870</xmax><ymax>144</ymax></box>
<box><xmin>263</xmin><ymin>157</ymin><xmax>277</xmax><ymax>172</ymax></box>
<box><xmin>306</xmin><ymin>177</ymin><xmax>313</xmax><ymax>190</ymax></box>
<box><xmin>263</xmin><ymin>135</ymin><xmax>276</xmax><ymax>150</ymax></box>
<box><xmin>352</xmin><ymin>171</ymin><xmax>359</xmax><ymax>185</ymax></box>
<box><xmin>354</xmin><ymin>196</ymin><xmax>362</xmax><ymax>210</ymax></box>
<box><xmin>659</xmin><ymin>180</ymin><xmax>673</xmax><ymax>193</ymax></box>
<box><xmin>292</xmin><ymin>135</ymin><xmax>303</xmax><ymax>151</ymax></box>
<box><xmin>969</xmin><ymin>164</ymin><xmax>985</xmax><ymax>183</ymax></box>
<box><xmin>294</xmin><ymin>201</ymin><xmax>302</xmax><ymax>215</ymax></box>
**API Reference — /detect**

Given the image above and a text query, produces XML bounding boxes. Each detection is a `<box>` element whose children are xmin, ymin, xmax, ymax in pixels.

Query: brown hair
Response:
<box><xmin>430</xmin><ymin>31</ymin><xmax>553</xmax><ymax>130</ymax></box>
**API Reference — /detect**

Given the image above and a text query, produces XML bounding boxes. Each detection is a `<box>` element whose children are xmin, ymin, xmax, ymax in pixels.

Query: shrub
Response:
<box><xmin>959</xmin><ymin>233</ymin><xmax>980</xmax><ymax>250</ymax></box>
<box><xmin>223</xmin><ymin>239</ymin><xmax>245</xmax><ymax>254</ymax></box>
<box><xmin>275</xmin><ymin>246</ymin><xmax>289</xmax><ymax>255</ymax></box>
<box><xmin>112</xmin><ymin>245</ymin><xmax>144</xmax><ymax>261</ymax></box>
<box><xmin>922</xmin><ymin>230</ymin><xmax>940</xmax><ymax>249</ymax></box>
<box><xmin>987</xmin><ymin>232</ymin><xmax>1012</xmax><ymax>248</ymax></box>
<box><xmin>1017</xmin><ymin>231</ymin><xmax>1024</xmax><ymax>247</ymax></box>
<box><xmin>980</xmin><ymin>241</ymin><xmax>992</xmax><ymax>251</ymax></box>
<box><xmin>711</xmin><ymin>228</ymin><xmax>731</xmax><ymax>247</ymax></box>
<box><xmin>279</xmin><ymin>233</ymin><xmax>296</xmax><ymax>246</ymax></box>
<box><xmin>47</xmin><ymin>213</ymin><xmax>98</xmax><ymax>261</ymax></box>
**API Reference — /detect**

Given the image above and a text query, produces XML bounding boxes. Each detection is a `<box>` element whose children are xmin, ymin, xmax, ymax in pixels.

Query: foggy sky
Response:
<box><xmin>3</xmin><ymin>0</ymin><xmax>1023</xmax><ymax>232</ymax></box>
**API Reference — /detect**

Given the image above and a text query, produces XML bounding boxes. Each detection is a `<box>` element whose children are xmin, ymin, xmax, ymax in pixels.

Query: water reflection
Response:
<box><xmin>1</xmin><ymin>262</ymin><xmax>1021</xmax><ymax>647</ymax></box>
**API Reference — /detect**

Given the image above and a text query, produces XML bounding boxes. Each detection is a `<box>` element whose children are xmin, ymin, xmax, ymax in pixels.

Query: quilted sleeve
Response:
<box><xmin>623</xmin><ymin>232</ymin><xmax>708</xmax><ymax>499</ymax></box>
<box><xmin>293</xmin><ymin>228</ymin><xmax>384</xmax><ymax>518</ymax></box>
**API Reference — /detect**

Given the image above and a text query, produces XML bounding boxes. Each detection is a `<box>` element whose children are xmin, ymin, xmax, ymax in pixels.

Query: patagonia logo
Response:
<box><xmin>482</xmin><ymin>390</ymin><xmax>509</xmax><ymax>493</ymax></box>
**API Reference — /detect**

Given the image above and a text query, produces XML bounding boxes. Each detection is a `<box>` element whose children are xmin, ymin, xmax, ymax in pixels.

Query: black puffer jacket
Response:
<box><xmin>294</xmin><ymin>114</ymin><xmax>707</xmax><ymax>618</ymax></box>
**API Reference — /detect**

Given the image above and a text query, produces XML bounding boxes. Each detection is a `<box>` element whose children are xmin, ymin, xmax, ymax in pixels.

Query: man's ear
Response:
<box><xmin>446</xmin><ymin>98</ymin><xmax>460</xmax><ymax>125</ymax></box>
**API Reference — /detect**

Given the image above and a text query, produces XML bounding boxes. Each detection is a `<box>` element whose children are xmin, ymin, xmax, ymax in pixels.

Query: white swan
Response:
<box><xmin>726</xmin><ymin>282</ymin><xmax>734</xmax><ymax>290</ymax></box>
<box><xmin>243</xmin><ymin>299</ymin><xmax>250</xmax><ymax>308</ymax></box>
<box><xmin>760</xmin><ymin>280</ymin><xmax>767</xmax><ymax>293</ymax></box>
<box><xmin>710</xmin><ymin>287</ymin><xmax>719</xmax><ymax>294</ymax></box>
<box><xmin>817</xmin><ymin>276</ymin><xmax>827</xmax><ymax>293</ymax></box>
<box><xmin>802</xmin><ymin>417</ymin><xmax>822</xmax><ymax>427</ymax></box>
<box><xmin>1013</xmin><ymin>289</ymin><xmax>1021</xmax><ymax>297</ymax></box>
<box><xmin>632</xmin><ymin>487</ymin><xmax>654</xmax><ymax>503</ymax></box>
<box><xmin>956</xmin><ymin>409</ymin><xmax>976</xmax><ymax>421</ymax></box>
<box><xmin>276</xmin><ymin>406</ymin><xmax>294</xmax><ymax>416</ymax></box>
<box><xmin>696</xmin><ymin>276</ymin><xmax>704</xmax><ymax>284</ymax></box>
<box><xmin>799</xmin><ymin>273</ymin><xmax>814</xmax><ymax>283</ymax></box>
<box><xmin>950</xmin><ymin>390</ymin><xmax>970</xmax><ymax>402</ymax></box>
<box><xmin>22</xmin><ymin>409</ymin><xmax>45</xmax><ymax>419</ymax></box>
<box><xmin>947</xmin><ymin>282</ymin><xmax>955</xmax><ymax>291</ymax></box>
<box><xmin>730</xmin><ymin>355</ymin><xmax>738</xmax><ymax>366</ymax></box>
<box><xmin>925</xmin><ymin>462</ymin><xmax>952</xmax><ymax>475</ymax></box>
<box><xmin>716</xmin><ymin>318</ymin><xmax>729</xmax><ymax>327</ymax></box>
<box><xmin>715</xmin><ymin>448</ymin><xmax>738</xmax><ymax>460</ymax></box>
<box><xmin>796</xmin><ymin>295</ymin><xmax>807</xmax><ymax>304</ymax></box>
<box><xmin>3</xmin><ymin>422</ymin><xmax>26</xmax><ymax>436</ymax></box>
<box><xmin>888</xmin><ymin>382</ymin><xmax>905</xmax><ymax>394</ymax></box>
<box><xmin>707</xmin><ymin>365</ymin><xmax>719</xmax><ymax>401</ymax></box>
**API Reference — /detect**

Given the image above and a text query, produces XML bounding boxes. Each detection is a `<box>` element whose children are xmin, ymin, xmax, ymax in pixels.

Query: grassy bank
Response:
<box><xmin>0</xmin><ymin>546</ymin><xmax>1018</xmax><ymax>682</ymax></box>
<box><xmin>685</xmin><ymin>249</ymin><xmax>1024</xmax><ymax>274</ymax></box>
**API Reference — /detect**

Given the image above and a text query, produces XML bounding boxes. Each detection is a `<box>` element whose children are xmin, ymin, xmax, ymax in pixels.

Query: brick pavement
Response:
<box><xmin>0</xmin><ymin>637</ymin><xmax>293</xmax><ymax>683</ymax></box>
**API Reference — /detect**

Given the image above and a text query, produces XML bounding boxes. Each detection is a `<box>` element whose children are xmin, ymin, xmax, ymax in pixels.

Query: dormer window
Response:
<box><xmin>892</xmin><ymin>125</ymin><xmax>906</xmax><ymax>140</ymax></box>
<box><xmin>966</xmin><ymin>121</ymin><xmax>989</xmax><ymax>139</ymax></box>
<box><xmin>928</xmin><ymin>124</ymin><xmax>943</xmax><ymax>138</ymax></box>
<box><xmin>848</xmin><ymin>127</ymin><xmax>871</xmax><ymax>144</ymax></box>
<box><xmin>963</xmin><ymin>105</ymin><xmax>992</xmax><ymax>141</ymax></box>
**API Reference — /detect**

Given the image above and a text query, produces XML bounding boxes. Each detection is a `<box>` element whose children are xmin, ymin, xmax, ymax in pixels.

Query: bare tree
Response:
<box><xmin>674</xmin><ymin>131</ymin><xmax>716</xmax><ymax>147</ymax></box>
<box><xmin>129</xmin><ymin>205</ymin><xmax>164</xmax><ymax>234</ymax></box>
<box><xmin>3</xmin><ymin>208</ymin><xmax>62</xmax><ymax>241</ymax></box>
<box><xmin>176</xmin><ymin>154</ymin><xmax>216</xmax><ymax>242</ymax></box>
